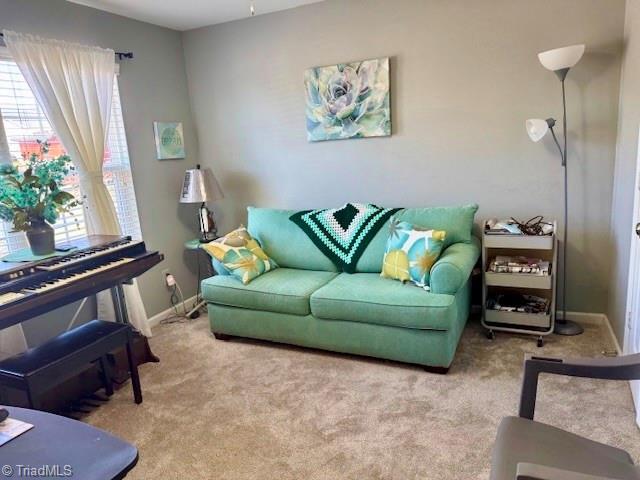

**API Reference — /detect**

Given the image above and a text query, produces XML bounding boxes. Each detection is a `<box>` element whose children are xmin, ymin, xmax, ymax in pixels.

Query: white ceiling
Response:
<box><xmin>67</xmin><ymin>0</ymin><xmax>325</xmax><ymax>31</ymax></box>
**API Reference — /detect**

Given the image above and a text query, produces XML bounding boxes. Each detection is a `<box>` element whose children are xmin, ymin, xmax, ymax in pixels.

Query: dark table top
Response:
<box><xmin>0</xmin><ymin>406</ymin><xmax>138</xmax><ymax>480</ymax></box>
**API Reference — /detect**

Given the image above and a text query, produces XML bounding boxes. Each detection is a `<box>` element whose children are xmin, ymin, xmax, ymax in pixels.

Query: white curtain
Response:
<box><xmin>0</xmin><ymin>108</ymin><xmax>29</xmax><ymax>359</ymax></box>
<box><xmin>4</xmin><ymin>31</ymin><xmax>152</xmax><ymax>337</ymax></box>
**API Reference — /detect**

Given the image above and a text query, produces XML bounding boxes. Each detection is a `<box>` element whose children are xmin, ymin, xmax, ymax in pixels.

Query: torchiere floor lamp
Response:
<box><xmin>526</xmin><ymin>44</ymin><xmax>585</xmax><ymax>336</ymax></box>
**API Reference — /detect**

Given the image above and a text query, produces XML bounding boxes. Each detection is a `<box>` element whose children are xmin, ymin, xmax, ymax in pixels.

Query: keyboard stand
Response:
<box><xmin>110</xmin><ymin>283</ymin><xmax>143</xmax><ymax>404</ymax></box>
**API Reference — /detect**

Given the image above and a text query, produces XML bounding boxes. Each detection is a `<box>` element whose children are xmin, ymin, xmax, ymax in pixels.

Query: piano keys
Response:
<box><xmin>0</xmin><ymin>291</ymin><xmax>25</xmax><ymax>305</ymax></box>
<box><xmin>35</xmin><ymin>237</ymin><xmax>140</xmax><ymax>272</ymax></box>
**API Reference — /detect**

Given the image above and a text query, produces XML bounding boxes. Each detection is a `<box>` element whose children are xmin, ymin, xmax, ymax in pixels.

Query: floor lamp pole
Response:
<box><xmin>555</xmin><ymin>76</ymin><xmax>584</xmax><ymax>336</ymax></box>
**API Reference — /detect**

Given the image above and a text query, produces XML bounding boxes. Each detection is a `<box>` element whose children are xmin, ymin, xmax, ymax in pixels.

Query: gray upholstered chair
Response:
<box><xmin>490</xmin><ymin>354</ymin><xmax>640</xmax><ymax>480</ymax></box>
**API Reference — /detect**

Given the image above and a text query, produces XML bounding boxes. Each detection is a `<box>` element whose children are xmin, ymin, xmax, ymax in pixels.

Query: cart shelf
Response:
<box><xmin>484</xmin><ymin>271</ymin><xmax>553</xmax><ymax>289</ymax></box>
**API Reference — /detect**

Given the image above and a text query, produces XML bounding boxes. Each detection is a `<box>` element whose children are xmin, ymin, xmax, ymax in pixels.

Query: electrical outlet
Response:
<box><xmin>162</xmin><ymin>269</ymin><xmax>174</xmax><ymax>288</ymax></box>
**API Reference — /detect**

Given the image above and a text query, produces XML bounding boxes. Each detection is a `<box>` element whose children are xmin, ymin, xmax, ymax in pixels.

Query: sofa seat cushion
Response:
<box><xmin>310</xmin><ymin>273</ymin><xmax>456</xmax><ymax>330</ymax></box>
<box><xmin>202</xmin><ymin>268</ymin><xmax>338</xmax><ymax>316</ymax></box>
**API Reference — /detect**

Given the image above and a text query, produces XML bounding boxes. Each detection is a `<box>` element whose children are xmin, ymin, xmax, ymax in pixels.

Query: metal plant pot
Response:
<box><xmin>26</xmin><ymin>220</ymin><xmax>55</xmax><ymax>256</ymax></box>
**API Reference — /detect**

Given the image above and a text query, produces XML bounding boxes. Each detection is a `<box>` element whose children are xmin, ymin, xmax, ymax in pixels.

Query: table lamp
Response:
<box><xmin>179</xmin><ymin>165</ymin><xmax>224</xmax><ymax>242</ymax></box>
<box><xmin>526</xmin><ymin>44</ymin><xmax>585</xmax><ymax>336</ymax></box>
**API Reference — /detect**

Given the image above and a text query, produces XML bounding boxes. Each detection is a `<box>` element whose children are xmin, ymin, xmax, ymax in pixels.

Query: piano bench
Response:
<box><xmin>0</xmin><ymin>320</ymin><xmax>143</xmax><ymax>410</ymax></box>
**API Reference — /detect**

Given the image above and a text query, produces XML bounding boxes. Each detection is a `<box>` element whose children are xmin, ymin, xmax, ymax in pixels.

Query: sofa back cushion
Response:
<box><xmin>248</xmin><ymin>204</ymin><xmax>478</xmax><ymax>273</ymax></box>
<box><xmin>247</xmin><ymin>207</ymin><xmax>339</xmax><ymax>272</ymax></box>
<box><xmin>356</xmin><ymin>204</ymin><xmax>479</xmax><ymax>273</ymax></box>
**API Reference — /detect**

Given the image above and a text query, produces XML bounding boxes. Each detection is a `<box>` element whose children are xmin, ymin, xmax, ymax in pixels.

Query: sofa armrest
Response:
<box><xmin>429</xmin><ymin>236</ymin><xmax>480</xmax><ymax>294</ymax></box>
<box><xmin>516</xmin><ymin>463</ymin><xmax>624</xmax><ymax>480</ymax></box>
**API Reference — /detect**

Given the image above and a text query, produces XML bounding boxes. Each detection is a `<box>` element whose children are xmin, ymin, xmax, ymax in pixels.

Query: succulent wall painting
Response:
<box><xmin>304</xmin><ymin>57</ymin><xmax>391</xmax><ymax>142</ymax></box>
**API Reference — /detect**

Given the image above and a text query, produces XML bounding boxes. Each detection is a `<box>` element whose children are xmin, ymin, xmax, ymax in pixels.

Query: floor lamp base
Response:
<box><xmin>554</xmin><ymin>319</ymin><xmax>584</xmax><ymax>336</ymax></box>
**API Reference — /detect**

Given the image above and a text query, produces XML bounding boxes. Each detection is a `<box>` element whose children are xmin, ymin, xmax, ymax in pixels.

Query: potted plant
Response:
<box><xmin>0</xmin><ymin>141</ymin><xmax>79</xmax><ymax>256</ymax></box>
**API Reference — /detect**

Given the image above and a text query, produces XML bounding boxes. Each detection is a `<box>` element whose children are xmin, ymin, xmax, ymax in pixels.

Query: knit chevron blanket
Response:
<box><xmin>290</xmin><ymin>203</ymin><xmax>401</xmax><ymax>273</ymax></box>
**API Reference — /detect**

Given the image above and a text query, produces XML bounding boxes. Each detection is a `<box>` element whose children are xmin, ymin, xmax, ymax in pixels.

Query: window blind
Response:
<box><xmin>0</xmin><ymin>58</ymin><xmax>142</xmax><ymax>256</ymax></box>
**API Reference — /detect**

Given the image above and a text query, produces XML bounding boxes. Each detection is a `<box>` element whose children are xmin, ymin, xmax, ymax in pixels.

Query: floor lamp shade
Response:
<box><xmin>538</xmin><ymin>44</ymin><xmax>585</xmax><ymax>72</ymax></box>
<box><xmin>526</xmin><ymin>119</ymin><xmax>550</xmax><ymax>142</ymax></box>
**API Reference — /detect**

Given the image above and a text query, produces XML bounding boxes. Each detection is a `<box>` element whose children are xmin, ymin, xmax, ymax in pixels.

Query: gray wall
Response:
<box><xmin>609</xmin><ymin>0</ymin><xmax>640</xmax><ymax>345</ymax></box>
<box><xmin>183</xmin><ymin>0</ymin><xmax>624</xmax><ymax>313</ymax></box>
<box><xmin>0</xmin><ymin>0</ymin><xmax>201</xmax><ymax>342</ymax></box>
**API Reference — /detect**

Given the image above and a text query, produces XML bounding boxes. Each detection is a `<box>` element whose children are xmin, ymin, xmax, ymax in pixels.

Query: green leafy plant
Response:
<box><xmin>0</xmin><ymin>141</ymin><xmax>79</xmax><ymax>232</ymax></box>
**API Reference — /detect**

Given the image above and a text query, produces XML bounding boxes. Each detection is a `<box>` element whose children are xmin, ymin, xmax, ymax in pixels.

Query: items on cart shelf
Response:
<box><xmin>488</xmin><ymin>255</ymin><xmax>550</xmax><ymax>275</ymax></box>
<box><xmin>485</xmin><ymin>216</ymin><xmax>554</xmax><ymax>236</ymax></box>
<box><xmin>485</xmin><ymin>218</ymin><xmax>523</xmax><ymax>235</ymax></box>
<box><xmin>486</xmin><ymin>292</ymin><xmax>549</xmax><ymax>314</ymax></box>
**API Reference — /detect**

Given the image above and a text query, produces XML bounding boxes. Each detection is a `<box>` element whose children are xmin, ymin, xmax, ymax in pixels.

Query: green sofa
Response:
<box><xmin>202</xmin><ymin>204</ymin><xmax>480</xmax><ymax>372</ymax></box>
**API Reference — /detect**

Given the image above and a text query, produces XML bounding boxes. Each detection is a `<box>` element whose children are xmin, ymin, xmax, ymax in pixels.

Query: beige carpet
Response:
<box><xmin>86</xmin><ymin>317</ymin><xmax>640</xmax><ymax>479</ymax></box>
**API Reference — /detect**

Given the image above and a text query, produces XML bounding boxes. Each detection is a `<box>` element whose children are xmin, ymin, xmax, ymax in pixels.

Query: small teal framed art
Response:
<box><xmin>154</xmin><ymin>121</ymin><xmax>185</xmax><ymax>160</ymax></box>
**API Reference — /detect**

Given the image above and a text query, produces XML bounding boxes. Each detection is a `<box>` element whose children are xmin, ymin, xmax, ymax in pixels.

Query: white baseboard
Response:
<box><xmin>603</xmin><ymin>314</ymin><xmax>623</xmax><ymax>355</ymax></box>
<box><xmin>146</xmin><ymin>302</ymin><xmax>623</xmax><ymax>353</ymax></box>
<box><xmin>147</xmin><ymin>295</ymin><xmax>197</xmax><ymax>330</ymax></box>
<box><xmin>556</xmin><ymin>310</ymin><xmax>622</xmax><ymax>354</ymax></box>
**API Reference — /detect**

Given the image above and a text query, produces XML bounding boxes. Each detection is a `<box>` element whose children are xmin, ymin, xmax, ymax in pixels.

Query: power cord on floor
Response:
<box><xmin>161</xmin><ymin>275</ymin><xmax>190</xmax><ymax>325</ymax></box>
<box><xmin>171</xmin><ymin>283</ymin><xmax>187</xmax><ymax>316</ymax></box>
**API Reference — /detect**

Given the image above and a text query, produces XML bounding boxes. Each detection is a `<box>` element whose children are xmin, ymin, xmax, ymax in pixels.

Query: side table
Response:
<box><xmin>184</xmin><ymin>238</ymin><xmax>217</xmax><ymax>319</ymax></box>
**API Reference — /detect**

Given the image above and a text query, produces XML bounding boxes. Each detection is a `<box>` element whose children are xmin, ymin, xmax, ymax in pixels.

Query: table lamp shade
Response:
<box><xmin>179</xmin><ymin>165</ymin><xmax>224</xmax><ymax>204</ymax></box>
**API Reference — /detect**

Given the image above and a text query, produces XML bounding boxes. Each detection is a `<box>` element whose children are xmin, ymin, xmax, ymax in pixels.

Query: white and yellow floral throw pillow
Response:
<box><xmin>202</xmin><ymin>227</ymin><xmax>277</xmax><ymax>284</ymax></box>
<box><xmin>381</xmin><ymin>220</ymin><xmax>446</xmax><ymax>290</ymax></box>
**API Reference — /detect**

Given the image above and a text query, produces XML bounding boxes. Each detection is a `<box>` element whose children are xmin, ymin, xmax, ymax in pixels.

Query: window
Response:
<box><xmin>0</xmin><ymin>57</ymin><xmax>142</xmax><ymax>256</ymax></box>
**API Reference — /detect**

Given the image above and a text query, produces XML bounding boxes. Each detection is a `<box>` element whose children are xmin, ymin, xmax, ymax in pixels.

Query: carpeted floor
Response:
<box><xmin>86</xmin><ymin>316</ymin><xmax>640</xmax><ymax>480</ymax></box>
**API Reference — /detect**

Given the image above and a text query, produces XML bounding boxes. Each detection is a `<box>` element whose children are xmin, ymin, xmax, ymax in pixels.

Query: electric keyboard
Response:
<box><xmin>0</xmin><ymin>235</ymin><xmax>164</xmax><ymax>329</ymax></box>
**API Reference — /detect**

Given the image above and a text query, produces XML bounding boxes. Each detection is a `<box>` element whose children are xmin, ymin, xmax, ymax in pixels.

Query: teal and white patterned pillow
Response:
<box><xmin>381</xmin><ymin>219</ymin><xmax>446</xmax><ymax>289</ymax></box>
